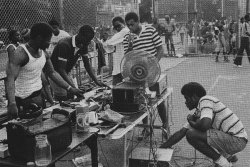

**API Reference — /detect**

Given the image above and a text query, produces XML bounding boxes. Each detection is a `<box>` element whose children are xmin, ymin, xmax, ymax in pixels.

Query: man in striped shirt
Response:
<box><xmin>234</xmin><ymin>14</ymin><xmax>250</xmax><ymax>67</ymax></box>
<box><xmin>123</xmin><ymin>12</ymin><xmax>166</xmax><ymax>140</ymax></box>
<box><xmin>160</xmin><ymin>82</ymin><xmax>247</xmax><ymax>167</ymax></box>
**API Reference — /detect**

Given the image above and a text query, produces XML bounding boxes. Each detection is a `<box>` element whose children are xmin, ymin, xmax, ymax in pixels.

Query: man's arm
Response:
<box><xmin>160</xmin><ymin>127</ymin><xmax>188</xmax><ymax>148</ymax></box>
<box><xmin>6</xmin><ymin>47</ymin><xmax>26</xmax><ymax>118</ymax></box>
<box><xmin>7</xmin><ymin>45</ymin><xmax>16</xmax><ymax>59</ymax></box>
<box><xmin>155</xmin><ymin>45</ymin><xmax>164</xmax><ymax>61</ymax></box>
<box><xmin>43</xmin><ymin>53</ymin><xmax>84</xmax><ymax>97</ymax></box>
<box><xmin>187</xmin><ymin>115</ymin><xmax>212</xmax><ymax>132</ymax></box>
<box><xmin>54</xmin><ymin>58</ymin><xmax>75</xmax><ymax>88</ymax></box>
<box><xmin>105</xmin><ymin>28</ymin><xmax>128</xmax><ymax>45</ymax></box>
<box><xmin>81</xmin><ymin>54</ymin><xmax>104</xmax><ymax>86</ymax></box>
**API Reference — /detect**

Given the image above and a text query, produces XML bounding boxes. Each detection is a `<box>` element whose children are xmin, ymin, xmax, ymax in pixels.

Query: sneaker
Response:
<box><xmin>233</xmin><ymin>63</ymin><xmax>242</xmax><ymax>68</ymax></box>
<box><xmin>214</xmin><ymin>162</ymin><xmax>233</xmax><ymax>167</ymax></box>
<box><xmin>137</xmin><ymin>128</ymin><xmax>150</xmax><ymax>141</ymax></box>
<box><xmin>227</xmin><ymin>155</ymin><xmax>238</xmax><ymax>163</ymax></box>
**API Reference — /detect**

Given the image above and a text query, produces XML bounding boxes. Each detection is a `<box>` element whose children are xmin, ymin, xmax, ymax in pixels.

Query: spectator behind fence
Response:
<box><xmin>47</xmin><ymin>19</ymin><xmax>70</xmax><ymax>55</ymax></box>
<box><xmin>160</xmin><ymin>82</ymin><xmax>247</xmax><ymax>167</ymax></box>
<box><xmin>214</xmin><ymin>26</ymin><xmax>230</xmax><ymax>63</ymax></box>
<box><xmin>49</xmin><ymin>25</ymin><xmax>107</xmax><ymax>101</ymax></box>
<box><xmin>163</xmin><ymin>15</ymin><xmax>176</xmax><ymax>56</ymax></box>
<box><xmin>20</xmin><ymin>28</ymin><xmax>30</xmax><ymax>43</ymax></box>
<box><xmin>234</xmin><ymin>14</ymin><xmax>250</xmax><ymax>67</ymax></box>
<box><xmin>6</xmin><ymin>30</ymin><xmax>21</xmax><ymax>59</ymax></box>
<box><xmin>5</xmin><ymin>22</ymin><xmax>84</xmax><ymax>119</ymax></box>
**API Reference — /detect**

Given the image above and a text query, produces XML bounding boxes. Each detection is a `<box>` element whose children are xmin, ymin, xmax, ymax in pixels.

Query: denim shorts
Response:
<box><xmin>207</xmin><ymin>129</ymin><xmax>247</xmax><ymax>155</ymax></box>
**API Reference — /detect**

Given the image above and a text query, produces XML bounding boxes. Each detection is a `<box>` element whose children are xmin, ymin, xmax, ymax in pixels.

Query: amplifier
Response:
<box><xmin>112</xmin><ymin>82</ymin><xmax>141</xmax><ymax>104</ymax></box>
<box><xmin>149</xmin><ymin>73</ymin><xmax>168</xmax><ymax>96</ymax></box>
<box><xmin>111</xmin><ymin>82</ymin><xmax>142</xmax><ymax>114</ymax></box>
<box><xmin>129</xmin><ymin>147</ymin><xmax>173</xmax><ymax>167</ymax></box>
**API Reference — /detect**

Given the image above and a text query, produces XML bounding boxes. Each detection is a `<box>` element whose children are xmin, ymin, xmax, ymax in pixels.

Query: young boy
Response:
<box><xmin>160</xmin><ymin>82</ymin><xmax>247</xmax><ymax>167</ymax></box>
<box><xmin>215</xmin><ymin>26</ymin><xmax>230</xmax><ymax>62</ymax></box>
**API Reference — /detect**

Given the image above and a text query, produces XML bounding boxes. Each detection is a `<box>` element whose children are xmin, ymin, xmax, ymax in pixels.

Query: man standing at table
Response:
<box><xmin>6</xmin><ymin>22</ymin><xmax>84</xmax><ymax>119</ymax></box>
<box><xmin>102</xmin><ymin>16</ymin><xmax>129</xmax><ymax>85</ymax></box>
<box><xmin>50</xmin><ymin>25</ymin><xmax>106</xmax><ymax>101</ymax></box>
<box><xmin>123</xmin><ymin>12</ymin><xmax>167</xmax><ymax>140</ymax></box>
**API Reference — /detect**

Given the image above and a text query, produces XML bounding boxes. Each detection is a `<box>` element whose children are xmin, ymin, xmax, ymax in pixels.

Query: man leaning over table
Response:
<box><xmin>6</xmin><ymin>22</ymin><xmax>84</xmax><ymax>119</ymax></box>
<box><xmin>49</xmin><ymin>25</ymin><xmax>107</xmax><ymax>101</ymax></box>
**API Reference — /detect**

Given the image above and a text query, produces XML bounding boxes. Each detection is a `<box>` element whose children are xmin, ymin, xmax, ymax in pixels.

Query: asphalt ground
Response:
<box><xmin>163</xmin><ymin>55</ymin><xmax>250</xmax><ymax>167</ymax></box>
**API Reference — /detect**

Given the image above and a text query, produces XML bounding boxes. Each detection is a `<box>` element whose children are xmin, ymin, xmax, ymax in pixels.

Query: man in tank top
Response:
<box><xmin>6</xmin><ymin>22</ymin><xmax>84</xmax><ymax>119</ymax></box>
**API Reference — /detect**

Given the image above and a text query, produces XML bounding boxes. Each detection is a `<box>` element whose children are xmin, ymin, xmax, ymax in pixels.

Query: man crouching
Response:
<box><xmin>160</xmin><ymin>82</ymin><xmax>247</xmax><ymax>167</ymax></box>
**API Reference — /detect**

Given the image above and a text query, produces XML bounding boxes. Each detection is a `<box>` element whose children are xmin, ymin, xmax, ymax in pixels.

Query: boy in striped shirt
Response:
<box><xmin>160</xmin><ymin>82</ymin><xmax>247</xmax><ymax>167</ymax></box>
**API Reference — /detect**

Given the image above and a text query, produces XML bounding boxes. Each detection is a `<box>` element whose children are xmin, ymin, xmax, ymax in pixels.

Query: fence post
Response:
<box><xmin>58</xmin><ymin>0</ymin><xmax>65</xmax><ymax>29</ymax></box>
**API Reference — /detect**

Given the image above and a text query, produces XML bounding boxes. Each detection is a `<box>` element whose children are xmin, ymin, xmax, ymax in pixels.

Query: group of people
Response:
<box><xmin>6</xmin><ymin>20</ymin><xmax>107</xmax><ymax>118</ymax></box>
<box><xmin>3</xmin><ymin>11</ymin><xmax>248</xmax><ymax>167</ymax></box>
<box><xmin>106</xmin><ymin>12</ymin><xmax>247</xmax><ymax>167</ymax></box>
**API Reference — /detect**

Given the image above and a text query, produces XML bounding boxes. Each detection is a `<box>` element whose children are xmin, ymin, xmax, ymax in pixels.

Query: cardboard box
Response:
<box><xmin>129</xmin><ymin>147</ymin><xmax>173</xmax><ymax>167</ymax></box>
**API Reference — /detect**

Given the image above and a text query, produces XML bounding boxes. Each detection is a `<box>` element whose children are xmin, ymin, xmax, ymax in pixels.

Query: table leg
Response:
<box><xmin>123</xmin><ymin>133</ymin><xmax>127</xmax><ymax>167</ymax></box>
<box><xmin>86</xmin><ymin>134</ymin><xmax>98</xmax><ymax>167</ymax></box>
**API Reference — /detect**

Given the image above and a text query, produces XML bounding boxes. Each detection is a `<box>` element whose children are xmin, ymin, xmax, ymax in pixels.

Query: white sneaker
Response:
<box><xmin>238</xmin><ymin>65</ymin><xmax>243</xmax><ymax>68</ymax></box>
<box><xmin>214</xmin><ymin>162</ymin><xmax>233</xmax><ymax>167</ymax></box>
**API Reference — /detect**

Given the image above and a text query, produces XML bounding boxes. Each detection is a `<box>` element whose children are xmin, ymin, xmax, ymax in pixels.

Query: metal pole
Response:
<box><xmin>152</xmin><ymin>0</ymin><xmax>155</xmax><ymax>19</ymax></box>
<box><xmin>58</xmin><ymin>0</ymin><xmax>64</xmax><ymax>29</ymax></box>
<box><xmin>186</xmin><ymin>0</ymin><xmax>189</xmax><ymax>22</ymax></box>
<box><xmin>194</xmin><ymin>0</ymin><xmax>198</xmax><ymax>54</ymax></box>
<box><xmin>247</xmin><ymin>0</ymin><xmax>250</xmax><ymax>14</ymax></box>
<box><xmin>221</xmin><ymin>0</ymin><xmax>224</xmax><ymax>17</ymax></box>
<box><xmin>184</xmin><ymin>0</ymin><xmax>189</xmax><ymax>54</ymax></box>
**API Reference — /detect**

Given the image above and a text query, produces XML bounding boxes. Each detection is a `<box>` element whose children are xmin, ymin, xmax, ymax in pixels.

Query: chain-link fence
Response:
<box><xmin>0</xmin><ymin>0</ymin><xmax>99</xmax><ymax>44</ymax></box>
<box><xmin>0</xmin><ymin>0</ymin><xmax>140</xmax><ymax>93</ymax></box>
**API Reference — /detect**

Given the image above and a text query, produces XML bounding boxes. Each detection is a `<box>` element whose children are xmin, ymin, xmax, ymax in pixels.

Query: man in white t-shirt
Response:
<box><xmin>103</xmin><ymin>16</ymin><xmax>129</xmax><ymax>85</ymax></box>
<box><xmin>47</xmin><ymin>19</ymin><xmax>70</xmax><ymax>55</ymax></box>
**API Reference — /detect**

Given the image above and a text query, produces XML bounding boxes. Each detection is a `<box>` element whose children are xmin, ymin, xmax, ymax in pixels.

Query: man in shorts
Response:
<box><xmin>163</xmin><ymin>15</ymin><xmax>175</xmax><ymax>56</ymax></box>
<box><xmin>160</xmin><ymin>82</ymin><xmax>247</xmax><ymax>167</ymax></box>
